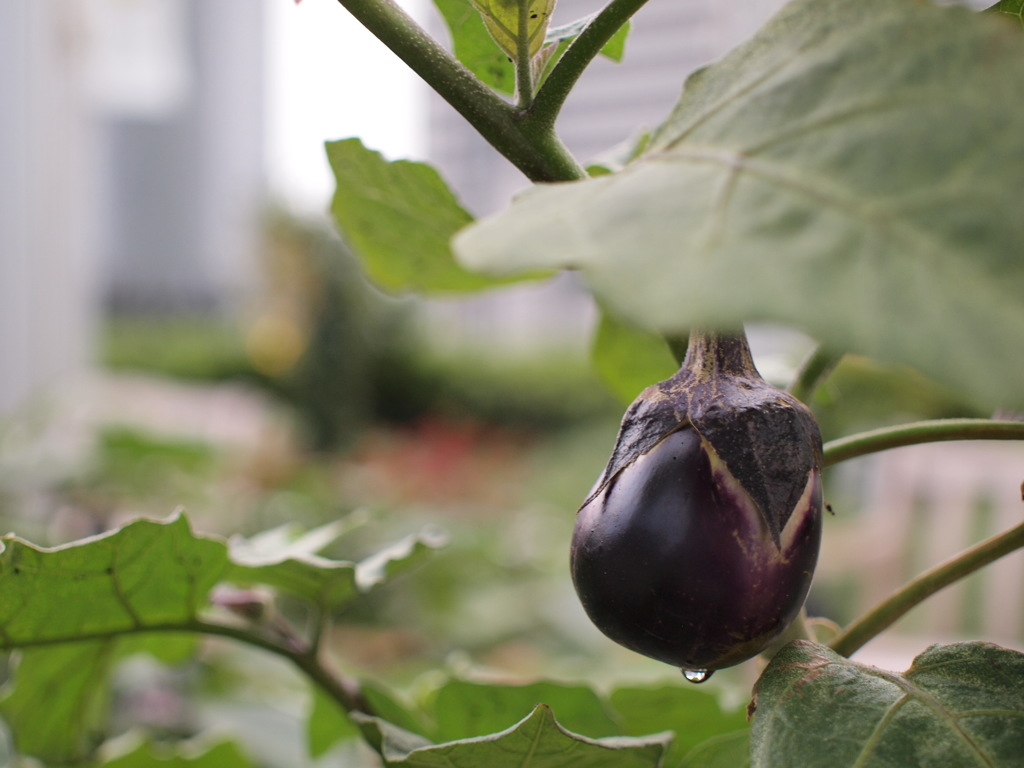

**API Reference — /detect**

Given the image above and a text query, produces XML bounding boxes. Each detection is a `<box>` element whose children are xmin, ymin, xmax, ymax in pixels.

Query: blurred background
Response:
<box><xmin>1</xmin><ymin>1</ymin><xmax>1017</xmax><ymax>765</ymax></box>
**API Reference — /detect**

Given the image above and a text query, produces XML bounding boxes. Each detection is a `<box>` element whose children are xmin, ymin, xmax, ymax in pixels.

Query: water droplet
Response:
<box><xmin>682</xmin><ymin>668</ymin><xmax>713</xmax><ymax>684</ymax></box>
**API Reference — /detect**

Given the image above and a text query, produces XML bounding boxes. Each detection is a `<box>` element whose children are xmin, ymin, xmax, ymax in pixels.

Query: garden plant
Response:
<box><xmin>4</xmin><ymin>0</ymin><xmax>1024</xmax><ymax>765</ymax></box>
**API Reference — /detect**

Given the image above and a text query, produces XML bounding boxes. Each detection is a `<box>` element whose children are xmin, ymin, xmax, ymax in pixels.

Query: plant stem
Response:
<box><xmin>515</xmin><ymin>2</ymin><xmax>535</xmax><ymax>108</ymax></box>
<box><xmin>531</xmin><ymin>0</ymin><xmax>651</xmax><ymax>129</ymax></box>
<box><xmin>788</xmin><ymin>345</ymin><xmax>843</xmax><ymax>404</ymax></box>
<box><xmin>332</xmin><ymin>0</ymin><xmax>585</xmax><ymax>181</ymax></box>
<box><xmin>823</xmin><ymin>418</ymin><xmax>1024</xmax><ymax>467</ymax></box>
<box><xmin>2</xmin><ymin>619</ymin><xmax>369</xmax><ymax>717</ymax></box>
<box><xmin>830</xmin><ymin>520</ymin><xmax>1024</xmax><ymax>658</ymax></box>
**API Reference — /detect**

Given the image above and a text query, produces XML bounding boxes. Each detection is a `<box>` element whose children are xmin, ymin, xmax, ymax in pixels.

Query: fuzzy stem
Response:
<box><xmin>830</xmin><ymin>520</ymin><xmax>1024</xmax><ymax>658</ymax></box>
<box><xmin>823</xmin><ymin>418</ymin><xmax>1024</xmax><ymax>467</ymax></box>
<box><xmin>683</xmin><ymin>328</ymin><xmax>758</xmax><ymax>381</ymax></box>
<box><xmin>331</xmin><ymin>0</ymin><xmax>585</xmax><ymax>181</ymax></box>
<box><xmin>515</xmin><ymin>2</ymin><xmax>535</xmax><ymax>108</ymax></box>
<box><xmin>530</xmin><ymin>0</ymin><xmax>651</xmax><ymax>129</ymax></box>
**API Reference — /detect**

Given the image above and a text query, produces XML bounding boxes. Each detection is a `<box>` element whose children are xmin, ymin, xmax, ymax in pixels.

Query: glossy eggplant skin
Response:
<box><xmin>571</xmin><ymin>426</ymin><xmax>822</xmax><ymax>671</ymax></box>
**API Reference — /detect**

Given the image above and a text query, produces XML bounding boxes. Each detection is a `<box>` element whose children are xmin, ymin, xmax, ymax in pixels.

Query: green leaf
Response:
<box><xmin>307</xmin><ymin>684</ymin><xmax>359</xmax><ymax>758</ymax></box>
<box><xmin>544</xmin><ymin>15</ymin><xmax>629</xmax><ymax>62</ymax></box>
<box><xmin>750</xmin><ymin>640</ymin><xmax>1024</xmax><ymax>768</ymax></box>
<box><xmin>356</xmin><ymin>704</ymin><xmax>671</xmax><ymax>767</ymax></box>
<box><xmin>355</xmin><ymin>528</ymin><xmax>448</xmax><ymax>592</ymax></box>
<box><xmin>430</xmin><ymin>680</ymin><xmax>621</xmax><ymax>742</ymax></box>
<box><xmin>591</xmin><ymin>310</ymin><xmax>677</xmax><ymax>405</ymax></box>
<box><xmin>433</xmin><ymin>0</ymin><xmax>514</xmax><ymax>93</ymax></box>
<box><xmin>455</xmin><ymin>0</ymin><xmax>1024</xmax><ymax>409</ymax></box>
<box><xmin>0</xmin><ymin>513</ymin><xmax>227</xmax><ymax>645</ymax></box>
<box><xmin>469</xmin><ymin>0</ymin><xmax>555</xmax><ymax>61</ymax></box>
<box><xmin>227</xmin><ymin>519</ymin><xmax>361</xmax><ymax>611</ymax></box>
<box><xmin>0</xmin><ymin>513</ymin><xmax>443</xmax><ymax>762</ymax></box>
<box><xmin>679</xmin><ymin>730</ymin><xmax>750</xmax><ymax>768</ymax></box>
<box><xmin>99</xmin><ymin>736</ymin><xmax>253</xmax><ymax>767</ymax></box>
<box><xmin>327</xmin><ymin>138</ymin><xmax>536</xmax><ymax>294</ymax></box>
<box><xmin>990</xmin><ymin>0</ymin><xmax>1024</xmax><ymax>27</ymax></box>
<box><xmin>0</xmin><ymin>643</ymin><xmax>113</xmax><ymax>763</ymax></box>
<box><xmin>609</xmin><ymin>684</ymin><xmax>749</xmax><ymax>767</ymax></box>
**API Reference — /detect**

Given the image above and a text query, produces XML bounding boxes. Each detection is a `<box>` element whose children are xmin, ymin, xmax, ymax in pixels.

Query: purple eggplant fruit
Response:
<box><xmin>571</xmin><ymin>330</ymin><xmax>822</xmax><ymax>675</ymax></box>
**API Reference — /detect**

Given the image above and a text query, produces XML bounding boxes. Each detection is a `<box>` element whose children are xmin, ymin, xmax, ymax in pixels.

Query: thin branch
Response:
<box><xmin>531</xmin><ymin>0</ymin><xmax>651</xmax><ymax>129</ymax></box>
<box><xmin>2</xmin><ymin>618</ymin><xmax>369</xmax><ymax>717</ymax></box>
<box><xmin>823</xmin><ymin>418</ymin><xmax>1024</xmax><ymax>467</ymax></box>
<box><xmin>787</xmin><ymin>345</ymin><xmax>843</xmax><ymax>404</ymax></box>
<box><xmin>830</xmin><ymin>520</ymin><xmax>1024</xmax><ymax>658</ymax></box>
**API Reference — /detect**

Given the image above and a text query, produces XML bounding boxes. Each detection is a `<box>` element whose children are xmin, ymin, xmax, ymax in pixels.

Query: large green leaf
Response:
<box><xmin>307</xmin><ymin>684</ymin><xmax>360</xmax><ymax>758</ymax></box>
<box><xmin>1</xmin><ymin>643</ymin><xmax>114</xmax><ymax>763</ymax></box>
<box><xmin>679</xmin><ymin>730</ymin><xmax>750</xmax><ymax>768</ymax></box>
<box><xmin>356</xmin><ymin>704</ymin><xmax>671</xmax><ymax>767</ymax></box>
<box><xmin>327</xmin><ymin>138</ymin><xmax>536</xmax><ymax>293</ymax></box>
<box><xmin>455</xmin><ymin>0</ymin><xmax>1024</xmax><ymax>409</ymax></box>
<box><xmin>750</xmin><ymin>640</ymin><xmax>1024</xmax><ymax>768</ymax></box>
<box><xmin>0</xmin><ymin>514</ymin><xmax>227</xmax><ymax>645</ymax></box>
<box><xmin>0</xmin><ymin>513</ymin><xmax>442</xmax><ymax>763</ymax></box>
<box><xmin>590</xmin><ymin>309</ymin><xmax>678</xmax><ymax>405</ymax></box>
<box><xmin>609</xmin><ymin>684</ymin><xmax>749</xmax><ymax>767</ymax></box>
<box><xmin>99</xmin><ymin>736</ymin><xmax>253</xmax><ymax>767</ymax></box>
<box><xmin>430</xmin><ymin>680</ymin><xmax>621</xmax><ymax>742</ymax></box>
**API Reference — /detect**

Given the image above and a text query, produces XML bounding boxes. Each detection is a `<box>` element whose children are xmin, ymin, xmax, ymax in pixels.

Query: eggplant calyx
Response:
<box><xmin>579</xmin><ymin>329</ymin><xmax>822</xmax><ymax>547</ymax></box>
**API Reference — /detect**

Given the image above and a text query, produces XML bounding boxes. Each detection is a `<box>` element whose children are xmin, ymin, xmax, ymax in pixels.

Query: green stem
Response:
<box><xmin>531</xmin><ymin>0</ymin><xmax>651</xmax><ymax>129</ymax></box>
<box><xmin>823</xmin><ymin>418</ymin><xmax>1024</xmax><ymax>467</ymax></box>
<box><xmin>515</xmin><ymin>2</ymin><xmax>535</xmax><ymax>108</ymax></box>
<box><xmin>2</xmin><ymin>619</ymin><xmax>368</xmax><ymax>716</ymax></box>
<box><xmin>830</xmin><ymin>520</ymin><xmax>1024</xmax><ymax>658</ymax></box>
<box><xmin>332</xmin><ymin>0</ymin><xmax>585</xmax><ymax>182</ymax></box>
<box><xmin>787</xmin><ymin>345</ymin><xmax>843</xmax><ymax>404</ymax></box>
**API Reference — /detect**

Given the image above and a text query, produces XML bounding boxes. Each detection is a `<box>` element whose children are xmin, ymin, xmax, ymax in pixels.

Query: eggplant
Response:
<box><xmin>571</xmin><ymin>330</ymin><xmax>822</xmax><ymax>677</ymax></box>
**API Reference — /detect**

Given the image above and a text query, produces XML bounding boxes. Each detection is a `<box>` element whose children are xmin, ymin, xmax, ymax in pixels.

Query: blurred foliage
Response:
<box><xmin>102</xmin><ymin>214</ymin><xmax>618</xmax><ymax>455</ymax></box>
<box><xmin>810</xmin><ymin>354</ymin><xmax>981</xmax><ymax>442</ymax></box>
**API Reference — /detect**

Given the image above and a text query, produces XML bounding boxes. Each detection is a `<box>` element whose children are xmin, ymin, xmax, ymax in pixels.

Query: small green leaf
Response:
<box><xmin>327</xmin><ymin>138</ymin><xmax>537</xmax><ymax>293</ymax></box>
<box><xmin>543</xmin><ymin>15</ymin><xmax>629</xmax><ymax>62</ymax></box>
<box><xmin>591</xmin><ymin>310</ymin><xmax>677</xmax><ymax>405</ymax></box>
<box><xmin>455</xmin><ymin>0</ymin><xmax>1024</xmax><ymax>409</ymax></box>
<box><xmin>355</xmin><ymin>528</ymin><xmax>448</xmax><ymax>592</ymax></box>
<box><xmin>356</xmin><ymin>704</ymin><xmax>671</xmax><ymax>767</ymax></box>
<box><xmin>609</xmin><ymin>684</ymin><xmax>749</xmax><ymax>767</ymax></box>
<box><xmin>751</xmin><ymin>641</ymin><xmax>1024</xmax><ymax>768</ymax></box>
<box><xmin>469</xmin><ymin>0</ymin><xmax>555</xmax><ymax>61</ymax></box>
<box><xmin>430</xmin><ymin>680</ymin><xmax>621</xmax><ymax>742</ymax></box>
<box><xmin>433</xmin><ymin>0</ymin><xmax>514</xmax><ymax>93</ymax></box>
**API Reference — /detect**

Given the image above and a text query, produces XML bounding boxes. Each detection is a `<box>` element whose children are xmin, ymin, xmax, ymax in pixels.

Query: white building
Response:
<box><xmin>0</xmin><ymin>0</ymin><xmax>265</xmax><ymax>416</ymax></box>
